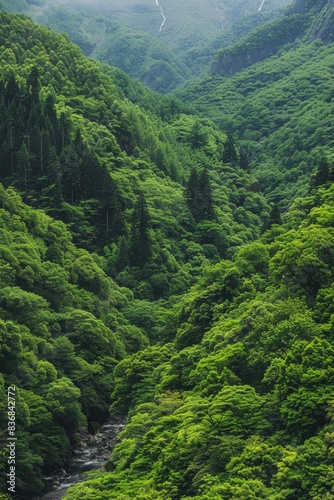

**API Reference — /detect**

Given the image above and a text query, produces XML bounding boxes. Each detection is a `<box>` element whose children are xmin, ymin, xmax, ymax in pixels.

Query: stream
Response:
<box><xmin>155</xmin><ymin>0</ymin><xmax>166</xmax><ymax>33</ymax></box>
<box><xmin>258</xmin><ymin>0</ymin><xmax>266</xmax><ymax>11</ymax></box>
<box><xmin>33</xmin><ymin>421</ymin><xmax>125</xmax><ymax>500</ymax></box>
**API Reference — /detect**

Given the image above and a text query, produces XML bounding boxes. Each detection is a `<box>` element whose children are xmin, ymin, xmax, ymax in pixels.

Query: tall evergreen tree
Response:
<box><xmin>97</xmin><ymin>167</ymin><xmax>125</xmax><ymax>245</ymax></box>
<box><xmin>129</xmin><ymin>193</ymin><xmax>152</xmax><ymax>268</ymax></box>
<box><xmin>186</xmin><ymin>168</ymin><xmax>215</xmax><ymax>222</ymax></box>
<box><xmin>239</xmin><ymin>147</ymin><xmax>250</xmax><ymax>171</ymax></box>
<box><xmin>223</xmin><ymin>134</ymin><xmax>238</xmax><ymax>165</ymax></box>
<box><xmin>60</xmin><ymin>145</ymin><xmax>81</xmax><ymax>204</ymax></box>
<box><xmin>17</xmin><ymin>142</ymin><xmax>32</xmax><ymax>203</ymax></box>
<box><xmin>186</xmin><ymin>167</ymin><xmax>200</xmax><ymax>220</ymax></box>
<box><xmin>313</xmin><ymin>156</ymin><xmax>330</xmax><ymax>187</ymax></box>
<box><xmin>198</xmin><ymin>168</ymin><xmax>215</xmax><ymax>220</ymax></box>
<box><xmin>43</xmin><ymin>91</ymin><xmax>58</xmax><ymax>144</ymax></box>
<box><xmin>188</xmin><ymin>120</ymin><xmax>207</xmax><ymax>149</ymax></box>
<box><xmin>266</xmin><ymin>203</ymin><xmax>282</xmax><ymax>230</ymax></box>
<box><xmin>40</xmin><ymin>147</ymin><xmax>63</xmax><ymax>215</ymax></box>
<box><xmin>115</xmin><ymin>236</ymin><xmax>129</xmax><ymax>272</ymax></box>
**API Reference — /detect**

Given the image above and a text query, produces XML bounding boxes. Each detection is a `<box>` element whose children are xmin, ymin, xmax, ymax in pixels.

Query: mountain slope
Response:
<box><xmin>63</xmin><ymin>161</ymin><xmax>334</xmax><ymax>500</ymax></box>
<box><xmin>3</xmin><ymin>0</ymin><xmax>292</xmax><ymax>92</ymax></box>
<box><xmin>0</xmin><ymin>12</ymin><xmax>273</xmax><ymax>494</ymax></box>
<box><xmin>179</xmin><ymin>0</ymin><xmax>334</xmax><ymax>207</ymax></box>
<box><xmin>35</xmin><ymin>0</ymin><xmax>292</xmax><ymax>52</ymax></box>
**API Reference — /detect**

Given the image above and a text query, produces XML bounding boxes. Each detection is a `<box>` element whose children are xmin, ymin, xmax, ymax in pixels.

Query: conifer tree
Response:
<box><xmin>314</xmin><ymin>157</ymin><xmax>330</xmax><ymax>187</ymax></box>
<box><xmin>223</xmin><ymin>134</ymin><xmax>238</xmax><ymax>165</ymax></box>
<box><xmin>26</xmin><ymin>66</ymin><xmax>40</xmax><ymax>104</ymax></box>
<box><xmin>198</xmin><ymin>168</ymin><xmax>215</xmax><ymax>220</ymax></box>
<box><xmin>60</xmin><ymin>145</ymin><xmax>81</xmax><ymax>204</ymax></box>
<box><xmin>186</xmin><ymin>167</ymin><xmax>200</xmax><ymax>220</ymax></box>
<box><xmin>239</xmin><ymin>147</ymin><xmax>250</xmax><ymax>171</ymax></box>
<box><xmin>129</xmin><ymin>193</ymin><xmax>152</xmax><ymax>268</ymax></box>
<box><xmin>43</xmin><ymin>92</ymin><xmax>58</xmax><ymax>143</ymax></box>
<box><xmin>189</xmin><ymin>120</ymin><xmax>207</xmax><ymax>149</ymax></box>
<box><xmin>58</xmin><ymin>112</ymin><xmax>71</xmax><ymax>152</ymax></box>
<box><xmin>41</xmin><ymin>147</ymin><xmax>63</xmax><ymax>215</ymax></box>
<box><xmin>115</xmin><ymin>236</ymin><xmax>129</xmax><ymax>271</ymax></box>
<box><xmin>186</xmin><ymin>168</ymin><xmax>215</xmax><ymax>222</ymax></box>
<box><xmin>5</xmin><ymin>71</ymin><xmax>20</xmax><ymax>108</ymax></box>
<box><xmin>17</xmin><ymin>142</ymin><xmax>32</xmax><ymax>203</ymax></box>
<box><xmin>97</xmin><ymin>167</ymin><xmax>125</xmax><ymax>244</ymax></box>
<box><xmin>267</xmin><ymin>203</ymin><xmax>282</xmax><ymax>229</ymax></box>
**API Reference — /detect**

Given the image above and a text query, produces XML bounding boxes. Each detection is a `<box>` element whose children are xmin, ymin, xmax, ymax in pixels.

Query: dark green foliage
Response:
<box><xmin>129</xmin><ymin>194</ymin><xmax>152</xmax><ymax>268</ymax></box>
<box><xmin>223</xmin><ymin>134</ymin><xmax>238</xmax><ymax>165</ymax></box>
<box><xmin>186</xmin><ymin>168</ymin><xmax>215</xmax><ymax>222</ymax></box>
<box><xmin>264</xmin><ymin>203</ymin><xmax>282</xmax><ymax>231</ymax></box>
<box><xmin>310</xmin><ymin>156</ymin><xmax>334</xmax><ymax>188</ymax></box>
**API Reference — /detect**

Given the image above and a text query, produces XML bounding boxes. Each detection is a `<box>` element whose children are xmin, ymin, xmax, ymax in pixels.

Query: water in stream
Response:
<box><xmin>33</xmin><ymin>421</ymin><xmax>125</xmax><ymax>500</ymax></box>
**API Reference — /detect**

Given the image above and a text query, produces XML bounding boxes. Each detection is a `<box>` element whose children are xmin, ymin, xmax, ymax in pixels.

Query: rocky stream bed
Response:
<box><xmin>33</xmin><ymin>421</ymin><xmax>125</xmax><ymax>500</ymax></box>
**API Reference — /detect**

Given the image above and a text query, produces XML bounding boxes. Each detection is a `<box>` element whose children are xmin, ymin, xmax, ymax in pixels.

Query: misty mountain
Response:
<box><xmin>0</xmin><ymin>0</ymin><xmax>292</xmax><ymax>92</ymax></box>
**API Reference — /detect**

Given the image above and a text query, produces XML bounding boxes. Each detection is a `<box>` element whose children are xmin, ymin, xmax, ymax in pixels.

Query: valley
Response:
<box><xmin>0</xmin><ymin>0</ymin><xmax>334</xmax><ymax>499</ymax></box>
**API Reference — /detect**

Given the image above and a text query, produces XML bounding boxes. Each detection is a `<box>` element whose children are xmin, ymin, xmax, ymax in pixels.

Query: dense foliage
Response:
<box><xmin>179</xmin><ymin>2</ymin><xmax>334</xmax><ymax>208</ymax></box>
<box><xmin>0</xmin><ymin>9</ymin><xmax>269</xmax><ymax>495</ymax></box>
<box><xmin>0</xmin><ymin>0</ymin><xmax>334</xmax><ymax>498</ymax></box>
<box><xmin>0</xmin><ymin>183</ymin><xmax>145</xmax><ymax>494</ymax></box>
<box><xmin>63</xmin><ymin>173</ymin><xmax>334</xmax><ymax>500</ymax></box>
<box><xmin>62</xmin><ymin>174</ymin><xmax>334</xmax><ymax>500</ymax></box>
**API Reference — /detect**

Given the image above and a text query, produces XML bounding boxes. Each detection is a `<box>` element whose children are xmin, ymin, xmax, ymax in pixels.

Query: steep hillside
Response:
<box><xmin>29</xmin><ymin>4</ymin><xmax>192</xmax><ymax>93</ymax></box>
<box><xmin>0</xmin><ymin>11</ymin><xmax>273</xmax><ymax>495</ymax></box>
<box><xmin>63</xmin><ymin>158</ymin><xmax>334</xmax><ymax>500</ymax></box>
<box><xmin>0</xmin><ymin>184</ymin><xmax>147</xmax><ymax>495</ymax></box>
<box><xmin>179</xmin><ymin>0</ymin><xmax>334</xmax><ymax>207</ymax></box>
<box><xmin>2</xmin><ymin>0</ymin><xmax>292</xmax><ymax>92</ymax></box>
<box><xmin>35</xmin><ymin>0</ymin><xmax>292</xmax><ymax>51</ymax></box>
<box><xmin>212</xmin><ymin>0</ymin><xmax>333</xmax><ymax>76</ymax></box>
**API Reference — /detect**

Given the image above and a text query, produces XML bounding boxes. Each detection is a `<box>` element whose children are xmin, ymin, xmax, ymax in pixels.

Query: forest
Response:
<box><xmin>0</xmin><ymin>0</ymin><xmax>333</xmax><ymax>498</ymax></box>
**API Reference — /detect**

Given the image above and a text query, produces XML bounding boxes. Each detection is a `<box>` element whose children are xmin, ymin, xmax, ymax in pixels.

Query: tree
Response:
<box><xmin>223</xmin><ymin>134</ymin><xmax>238</xmax><ymax>165</ymax></box>
<box><xmin>270</xmin><ymin>227</ymin><xmax>334</xmax><ymax>297</ymax></box>
<box><xmin>97</xmin><ymin>166</ymin><xmax>125</xmax><ymax>244</ymax></box>
<box><xmin>264</xmin><ymin>203</ymin><xmax>282</xmax><ymax>231</ymax></box>
<box><xmin>60</xmin><ymin>145</ymin><xmax>81</xmax><ymax>204</ymax></box>
<box><xmin>129</xmin><ymin>193</ymin><xmax>152</xmax><ymax>268</ymax></box>
<box><xmin>312</xmin><ymin>156</ymin><xmax>331</xmax><ymax>188</ymax></box>
<box><xmin>115</xmin><ymin>235</ymin><xmax>129</xmax><ymax>271</ymax></box>
<box><xmin>188</xmin><ymin>120</ymin><xmax>208</xmax><ymax>149</ymax></box>
<box><xmin>186</xmin><ymin>168</ymin><xmax>215</xmax><ymax>222</ymax></box>
<box><xmin>45</xmin><ymin>377</ymin><xmax>87</xmax><ymax>431</ymax></box>
<box><xmin>239</xmin><ymin>147</ymin><xmax>250</xmax><ymax>171</ymax></box>
<box><xmin>17</xmin><ymin>142</ymin><xmax>32</xmax><ymax>202</ymax></box>
<box><xmin>198</xmin><ymin>169</ymin><xmax>215</xmax><ymax>220</ymax></box>
<box><xmin>40</xmin><ymin>147</ymin><xmax>63</xmax><ymax>215</ymax></box>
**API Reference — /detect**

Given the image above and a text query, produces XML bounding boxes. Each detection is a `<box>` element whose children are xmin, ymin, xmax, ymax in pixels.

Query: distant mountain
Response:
<box><xmin>54</xmin><ymin>0</ymin><xmax>292</xmax><ymax>52</ymax></box>
<box><xmin>0</xmin><ymin>0</ymin><xmax>292</xmax><ymax>92</ymax></box>
<box><xmin>178</xmin><ymin>0</ymin><xmax>334</xmax><ymax>207</ymax></box>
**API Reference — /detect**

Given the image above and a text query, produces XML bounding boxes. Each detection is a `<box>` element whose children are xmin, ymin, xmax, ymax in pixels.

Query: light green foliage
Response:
<box><xmin>0</xmin><ymin>185</ymin><xmax>144</xmax><ymax>494</ymax></box>
<box><xmin>179</xmin><ymin>13</ymin><xmax>334</xmax><ymax>209</ymax></box>
<box><xmin>65</xmin><ymin>182</ymin><xmax>334</xmax><ymax>499</ymax></box>
<box><xmin>269</xmin><ymin>226</ymin><xmax>334</xmax><ymax>298</ymax></box>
